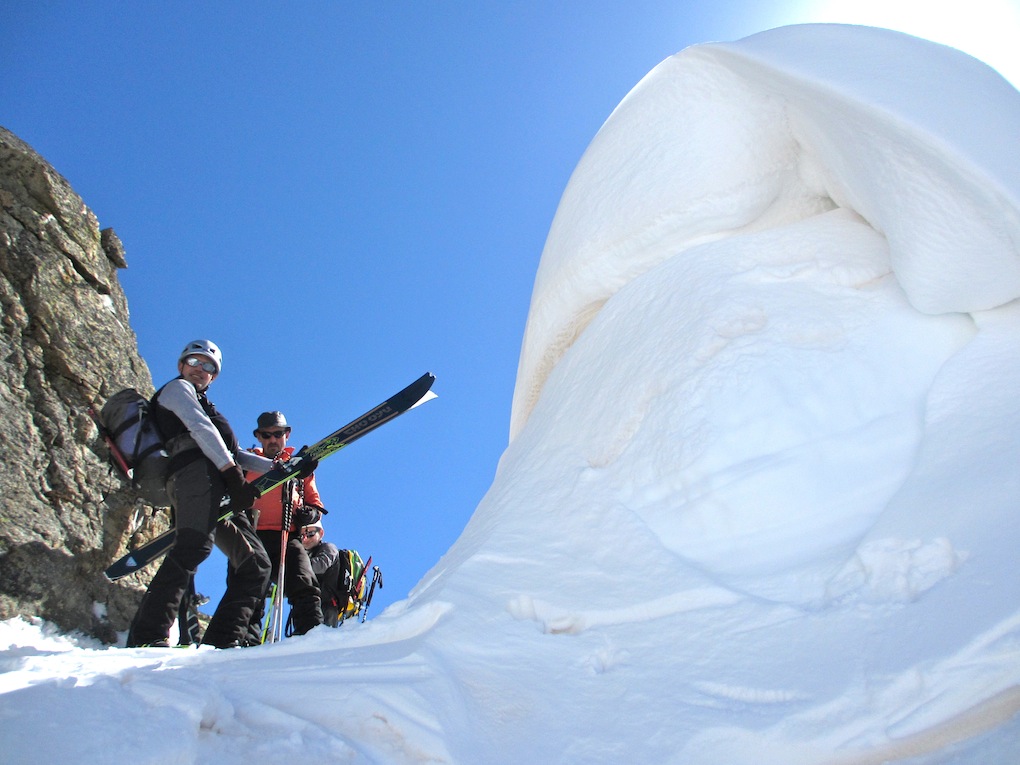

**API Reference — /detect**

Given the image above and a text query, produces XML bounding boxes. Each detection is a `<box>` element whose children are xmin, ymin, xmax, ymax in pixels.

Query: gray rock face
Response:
<box><xmin>0</xmin><ymin>126</ymin><xmax>169</xmax><ymax>643</ymax></box>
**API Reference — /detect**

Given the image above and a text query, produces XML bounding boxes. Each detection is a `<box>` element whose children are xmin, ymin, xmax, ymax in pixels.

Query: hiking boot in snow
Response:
<box><xmin>125</xmin><ymin>638</ymin><xmax>172</xmax><ymax>648</ymax></box>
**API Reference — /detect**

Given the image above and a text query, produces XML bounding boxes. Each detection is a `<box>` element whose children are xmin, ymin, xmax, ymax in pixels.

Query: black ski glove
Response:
<box><xmin>291</xmin><ymin>447</ymin><xmax>318</xmax><ymax>479</ymax></box>
<box><xmin>221</xmin><ymin>464</ymin><xmax>259</xmax><ymax>514</ymax></box>
<box><xmin>294</xmin><ymin>505</ymin><xmax>322</xmax><ymax>527</ymax></box>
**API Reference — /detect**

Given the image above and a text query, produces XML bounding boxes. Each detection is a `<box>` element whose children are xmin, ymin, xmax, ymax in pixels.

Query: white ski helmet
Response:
<box><xmin>178</xmin><ymin>339</ymin><xmax>222</xmax><ymax>374</ymax></box>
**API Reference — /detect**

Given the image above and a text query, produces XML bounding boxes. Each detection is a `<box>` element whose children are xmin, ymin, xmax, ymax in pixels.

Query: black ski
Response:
<box><xmin>250</xmin><ymin>372</ymin><xmax>436</xmax><ymax>497</ymax></box>
<box><xmin>103</xmin><ymin>372</ymin><xmax>436</xmax><ymax>581</ymax></box>
<box><xmin>104</xmin><ymin>527</ymin><xmax>177</xmax><ymax>580</ymax></box>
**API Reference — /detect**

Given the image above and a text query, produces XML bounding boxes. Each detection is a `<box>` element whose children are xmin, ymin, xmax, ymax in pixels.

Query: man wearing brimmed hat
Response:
<box><xmin>256</xmin><ymin>410</ymin><xmax>288</xmax><ymax>433</ymax></box>
<box><xmin>244</xmin><ymin>410</ymin><xmax>327</xmax><ymax>637</ymax></box>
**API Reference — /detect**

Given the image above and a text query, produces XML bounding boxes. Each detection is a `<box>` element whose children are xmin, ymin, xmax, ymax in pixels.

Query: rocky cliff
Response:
<box><xmin>0</xmin><ymin>126</ymin><xmax>168</xmax><ymax>643</ymax></box>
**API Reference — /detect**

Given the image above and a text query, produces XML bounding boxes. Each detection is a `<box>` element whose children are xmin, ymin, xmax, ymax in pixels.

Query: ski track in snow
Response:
<box><xmin>692</xmin><ymin>680</ymin><xmax>813</xmax><ymax>705</ymax></box>
<box><xmin>506</xmin><ymin>587</ymin><xmax>743</xmax><ymax>634</ymax></box>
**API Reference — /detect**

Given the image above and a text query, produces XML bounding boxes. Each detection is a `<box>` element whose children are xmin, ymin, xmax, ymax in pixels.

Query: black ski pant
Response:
<box><xmin>204</xmin><ymin>513</ymin><xmax>272</xmax><ymax>647</ymax></box>
<box><xmin>127</xmin><ymin>460</ymin><xmax>270</xmax><ymax>648</ymax></box>
<box><xmin>177</xmin><ymin>576</ymin><xmax>201</xmax><ymax>646</ymax></box>
<box><xmin>247</xmin><ymin>529</ymin><xmax>323</xmax><ymax>638</ymax></box>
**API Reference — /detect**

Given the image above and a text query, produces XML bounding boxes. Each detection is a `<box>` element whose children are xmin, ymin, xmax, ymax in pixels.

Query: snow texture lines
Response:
<box><xmin>506</xmin><ymin>588</ymin><xmax>742</xmax><ymax>635</ymax></box>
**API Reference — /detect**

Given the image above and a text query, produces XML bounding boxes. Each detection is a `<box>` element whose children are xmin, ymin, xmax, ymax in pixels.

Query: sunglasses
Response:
<box><xmin>301</xmin><ymin>530</ymin><xmax>319</xmax><ymax>539</ymax></box>
<box><xmin>257</xmin><ymin>429</ymin><xmax>289</xmax><ymax>439</ymax></box>
<box><xmin>183</xmin><ymin>356</ymin><xmax>217</xmax><ymax>374</ymax></box>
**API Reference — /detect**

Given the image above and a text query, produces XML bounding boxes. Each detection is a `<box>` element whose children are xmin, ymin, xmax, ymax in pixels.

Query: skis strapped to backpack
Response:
<box><xmin>258</xmin><ymin>553</ymin><xmax>383</xmax><ymax>641</ymax></box>
<box><xmin>103</xmin><ymin>372</ymin><xmax>437</xmax><ymax>581</ymax></box>
<box><xmin>336</xmin><ymin>554</ymin><xmax>384</xmax><ymax>625</ymax></box>
<box><xmin>339</xmin><ymin>551</ymin><xmax>367</xmax><ymax>619</ymax></box>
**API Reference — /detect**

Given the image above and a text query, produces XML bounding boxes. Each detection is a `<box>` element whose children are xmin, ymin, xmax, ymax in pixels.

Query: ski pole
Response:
<box><xmin>361</xmin><ymin>567</ymin><xmax>383</xmax><ymax>623</ymax></box>
<box><xmin>268</xmin><ymin>480</ymin><xmax>293</xmax><ymax>643</ymax></box>
<box><xmin>260</xmin><ymin>583</ymin><xmax>277</xmax><ymax>644</ymax></box>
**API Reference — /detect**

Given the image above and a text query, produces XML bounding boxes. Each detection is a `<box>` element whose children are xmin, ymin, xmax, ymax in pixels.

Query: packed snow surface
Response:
<box><xmin>3</xmin><ymin>24</ymin><xmax>1020</xmax><ymax>764</ymax></box>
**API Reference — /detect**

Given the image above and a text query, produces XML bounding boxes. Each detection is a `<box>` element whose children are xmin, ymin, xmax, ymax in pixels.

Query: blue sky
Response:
<box><xmin>4</xmin><ymin>2</ymin><xmax>1016</xmax><ymax>619</ymax></box>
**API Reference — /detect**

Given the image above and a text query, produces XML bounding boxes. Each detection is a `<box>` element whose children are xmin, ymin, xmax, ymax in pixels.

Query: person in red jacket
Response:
<box><xmin>247</xmin><ymin>411</ymin><xmax>326</xmax><ymax>636</ymax></box>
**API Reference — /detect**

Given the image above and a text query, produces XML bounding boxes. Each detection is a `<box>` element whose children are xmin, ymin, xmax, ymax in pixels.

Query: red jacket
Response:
<box><xmin>247</xmin><ymin>446</ymin><xmax>323</xmax><ymax>531</ymax></box>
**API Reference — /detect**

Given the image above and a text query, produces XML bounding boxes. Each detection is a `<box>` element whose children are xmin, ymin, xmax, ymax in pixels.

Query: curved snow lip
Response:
<box><xmin>333</xmin><ymin>600</ymin><xmax>454</xmax><ymax>648</ymax></box>
<box><xmin>511</xmin><ymin>23</ymin><xmax>1020</xmax><ymax>439</ymax></box>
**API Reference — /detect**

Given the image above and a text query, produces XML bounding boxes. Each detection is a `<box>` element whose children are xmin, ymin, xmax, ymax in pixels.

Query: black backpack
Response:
<box><xmin>97</xmin><ymin>389</ymin><xmax>170</xmax><ymax>507</ymax></box>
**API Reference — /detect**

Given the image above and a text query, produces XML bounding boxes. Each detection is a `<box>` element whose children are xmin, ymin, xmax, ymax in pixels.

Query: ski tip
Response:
<box><xmin>411</xmin><ymin>389</ymin><xmax>438</xmax><ymax>410</ymax></box>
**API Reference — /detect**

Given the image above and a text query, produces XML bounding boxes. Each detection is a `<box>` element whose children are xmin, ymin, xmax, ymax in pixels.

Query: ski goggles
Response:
<box><xmin>183</xmin><ymin>356</ymin><xmax>217</xmax><ymax>374</ymax></box>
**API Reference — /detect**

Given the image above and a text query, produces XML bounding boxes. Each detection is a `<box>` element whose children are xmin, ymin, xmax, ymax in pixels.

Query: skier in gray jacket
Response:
<box><xmin>127</xmin><ymin>340</ymin><xmax>301</xmax><ymax>648</ymax></box>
